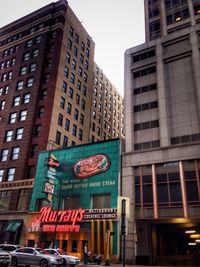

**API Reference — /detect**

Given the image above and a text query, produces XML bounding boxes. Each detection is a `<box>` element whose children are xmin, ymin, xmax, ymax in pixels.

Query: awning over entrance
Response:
<box><xmin>4</xmin><ymin>220</ymin><xmax>22</xmax><ymax>232</ymax></box>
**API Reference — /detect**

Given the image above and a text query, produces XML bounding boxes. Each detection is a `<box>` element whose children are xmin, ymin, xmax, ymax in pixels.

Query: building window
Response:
<box><xmin>83</xmin><ymin>73</ymin><xmax>88</xmax><ymax>82</ymax></box>
<box><xmin>1</xmin><ymin>149</ymin><xmax>9</xmax><ymax>162</ymax></box>
<box><xmin>69</xmin><ymin>26</ymin><xmax>74</xmax><ymax>37</ymax></box>
<box><xmin>38</xmin><ymin>106</ymin><xmax>44</xmax><ymax>117</ymax></box>
<box><xmin>5</xmin><ymin>130</ymin><xmax>13</xmax><ymax>142</ymax></box>
<box><xmin>9</xmin><ymin>112</ymin><xmax>17</xmax><ymax>123</ymax></box>
<box><xmin>29</xmin><ymin>62</ymin><xmax>36</xmax><ymax>72</ymax></box>
<box><xmin>75</xmin><ymin>33</ymin><xmax>79</xmax><ymax>44</ymax></box>
<box><xmin>63</xmin><ymin>136</ymin><xmax>68</xmax><ymax>147</ymax></box>
<box><xmin>78</xmin><ymin>129</ymin><xmax>83</xmax><ymax>140</ymax></box>
<box><xmin>67</xmin><ymin>102</ymin><xmax>72</xmax><ymax>115</ymax></box>
<box><xmin>80</xmin><ymin>114</ymin><xmax>84</xmax><ymax>125</ymax></box>
<box><xmin>11</xmin><ymin>147</ymin><xmax>20</xmax><ymax>160</ymax></box>
<box><xmin>31</xmin><ymin>144</ymin><xmax>38</xmax><ymax>157</ymax></box>
<box><xmin>58</xmin><ymin>113</ymin><xmax>63</xmax><ymax>126</ymax></box>
<box><xmin>17</xmin><ymin>80</ymin><xmax>24</xmax><ymax>90</ymax></box>
<box><xmin>76</xmin><ymin>94</ymin><xmax>80</xmax><ymax>105</ymax></box>
<box><xmin>23</xmin><ymin>93</ymin><xmax>30</xmax><ymax>104</ymax></box>
<box><xmin>77</xmin><ymin>80</ymin><xmax>81</xmax><ymax>90</ymax></box>
<box><xmin>23</xmin><ymin>52</ymin><xmax>30</xmax><ymax>61</ymax></box>
<box><xmin>26</xmin><ymin>39</ymin><xmax>33</xmax><ymax>47</ymax></box>
<box><xmin>63</xmin><ymin>195</ymin><xmax>80</xmax><ymax>209</ymax></box>
<box><xmin>92</xmin><ymin>194</ymin><xmax>111</xmax><ymax>208</ymax></box>
<box><xmin>82</xmin><ymin>86</ymin><xmax>87</xmax><ymax>96</ymax></box>
<box><xmin>17</xmin><ymin>189</ymin><xmax>29</xmax><ymax>211</ymax></box>
<box><xmin>0</xmin><ymin>100</ymin><xmax>5</xmax><ymax>110</ymax></box>
<box><xmin>64</xmin><ymin>66</ymin><xmax>69</xmax><ymax>78</ymax></box>
<box><xmin>80</xmin><ymin>54</ymin><xmax>84</xmax><ymax>64</ymax></box>
<box><xmin>73</xmin><ymin>46</ymin><xmax>78</xmax><ymax>57</ymax></box>
<box><xmin>72</xmin><ymin>59</ymin><xmax>76</xmax><ymax>70</ymax></box>
<box><xmin>65</xmin><ymin>119</ymin><xmax>70</xmax><ymax>131</ymax></box>
<box><xmin>26</xmin><ymin>77</ymin><xmax>34</xmax><ymax>87</ymax></box>
<box><xmin>32</xmin><ymin>48</ymin><xmax>39</xmax><ymax>57</ymax></box>
<box><xmin>0</xmin><ymin>170</ymin><xmax>4</xmax><ymax>182</ymax></box>
<box><xmin>74</xmin><ymin>108</ymin><xmax>79</xmax><ymax>120</ymax></box>
<box><xmin>68</xmin><ymin>87</ymin><xmax>74</xmax><ymax>99</ymax></box>
<box><xmin>35</xmin><ymin>35</ymin><xmax>42</xmax><ymax>44</ymax></box>
<box><xmin>72</xmin><ymin>124</ymin><xmax>77</xmax><ymax>136</ymax></box>
<box><xmin>19</xmin><ymin>110</ymin><xmax>27</xmax><ymax>121</ymax></box>
<box><xmin>0</xmin><ymin>190</ymin><xmax>11</xmax><ymax>210</ymax></box>
<box><xmin>60</xmin><ymin>97</ymin><xmax>65</xmax><ymax>109</ymax></box>
<box><xmin>20</xmin><ymin>66</ymin><xmax>27</xmax><ymax>75</ymax></box>
<box><xmin>66</xmin><ymin>52</ymin><xmax>71</xmax><ymax>64</ymax></box>
<box><xmin>7</xmin><ymin>168</ymin><xmax>15</xmax><ymax>181</ymax></box>
<box><xmin>13</xmin><ymin>96</ymin><xmax>20</xmax><ymax>106</ymax></box>
<box><xmin>40</xmin><ymin>89</ymin><xmax>47</xmax><ymax>100</ymax></box>
<box><xmin>81</xmin><ymin>99</ymin><xmax>85</xmax><ymax>110</ymax></box>
<box><xmin>34</xmin><ymin>124</ymin><xmax>41</xmax><ymax>137</ymax></box>
<box><xmin>70</xmin><ymin>73</ymin><xmax>75</xmax><ymax>84</ymax></box>
<box><xmin>16</xmin><ymin>127</ymin><xmax>24</xmax><ymax>140</ymax></box>
<box><xmin>27</xmin><ymin>165</ymin><xmax>35</xmax><ymax>179</ymax></box>
<box><xmin>55</xmin><ymin>131</ymin><xmax>61</xmax><ymax>145</ymax></box>
<box><xmin>78</xmin><ymin>67</ymin><xmax>82</xmax><ymax>77</ymax></box>
<box><xmin>62</xmin><ymin>81</ymin><xmax>67</xmax><ymax>93</ymax></box>
<box><xmin>43</xmin><ymin>73</ymin><xmax>50</xmax><ymax>84</ymax></box>
<box><xmin>68</xmin><ymin>39</ymin><xmax>72</xmax><ymax>50</ymax></box>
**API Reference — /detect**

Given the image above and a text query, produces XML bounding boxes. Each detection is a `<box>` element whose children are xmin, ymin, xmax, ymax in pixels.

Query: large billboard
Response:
<box><xmin>30</xmin><ymin>139</ymin><xmax>121</xmax><ymax>211</ymax></box>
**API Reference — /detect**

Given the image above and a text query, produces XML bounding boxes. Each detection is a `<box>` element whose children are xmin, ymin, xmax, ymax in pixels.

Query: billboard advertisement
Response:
<box><xmin>30</xmin><ymin>139</ymin><xmax>121</xmax><ymax>212</ymax></box>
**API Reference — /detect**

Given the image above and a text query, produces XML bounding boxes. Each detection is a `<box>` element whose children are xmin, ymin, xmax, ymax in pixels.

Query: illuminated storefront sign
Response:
<box><xmin>32</xmin><ymin>207</ymin><xmax>85</xmax><ymax>233</ymax></box>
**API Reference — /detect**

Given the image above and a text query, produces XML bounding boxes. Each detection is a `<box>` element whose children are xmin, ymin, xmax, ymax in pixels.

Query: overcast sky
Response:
<box><xmin>0</xmin><ymin>0</ymin><xmax>145</xmax><ymax>95</ymax></box>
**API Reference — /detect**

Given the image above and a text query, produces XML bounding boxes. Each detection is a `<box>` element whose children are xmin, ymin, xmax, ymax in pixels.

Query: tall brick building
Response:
<box><xmin>0</xmin><ymin>0</ymin><xmax>123</xmax><ymax>244</ymax></box>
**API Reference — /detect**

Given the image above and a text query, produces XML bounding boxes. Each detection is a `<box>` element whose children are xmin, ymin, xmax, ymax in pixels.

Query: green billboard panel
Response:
<box><xmin>30</xmin><ymin>139</ymin><xmax>121</xmax><ymax>211</ymax></box>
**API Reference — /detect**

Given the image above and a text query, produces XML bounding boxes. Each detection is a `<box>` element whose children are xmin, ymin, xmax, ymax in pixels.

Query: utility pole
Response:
<box><xmin>121</xmin><ymin>199</ymin><xmax>126</xmax><ymax>267</ymax></box>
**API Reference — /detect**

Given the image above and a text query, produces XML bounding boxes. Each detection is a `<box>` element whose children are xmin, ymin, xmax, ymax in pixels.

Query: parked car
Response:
<box><xmin>10</xmin><ymin>247</ymin><xmax>63</xmax><ymax>267</ymax></box>
<box><xmin>0</xmin><ymin>249</ymin><xmax>10</xmax><ymax>267</ymax></box>
<box><xmin>44</xmin><ymin>248</ymin><xmax>80</xmax><ymax>267</ymax></box>
<box><xmin>0</xmin><ymin>244</ymin><xmax>22</xmax><ymax>252</ymax></box>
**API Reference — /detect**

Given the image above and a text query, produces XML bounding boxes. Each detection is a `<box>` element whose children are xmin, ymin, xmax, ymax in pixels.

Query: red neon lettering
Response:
<box><xmin>42</xmin><ymin>224</ymin><xmax>80</xmax><ymax>233</ymax></box>
<box><xmin>48</xmin><ymin>159</ymin><xmax>60</xmax><ymax>167</ymax></box>
<box><xmin>36</xmin><ymin>207</ymin><xmax>85</xmax><ymax>224</ymax></box>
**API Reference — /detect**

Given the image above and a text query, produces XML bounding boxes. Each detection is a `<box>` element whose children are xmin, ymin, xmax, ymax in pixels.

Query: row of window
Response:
<box><xmin>171</xmin><ymin>133</ymin><xmax>200</xmax><ymax>145</ymax></box>
<box><xmin>0</xmin><ymin>147</ymin><xmax>20</xmax><ymax>162</ymax></box>
<box><xmin>0</xmin><ymin>168</ymin><xmax>15</xmax><ymax>182</ymax></box>
<box><xmin>1</xmin><ymin>45</ymin><xmax>19</xmax><ymax>57</ymax></box>
<box><xmin>0</xmin><ymin>58</ymin><xmax>15</xmax><ymax>69</ymax></box>
<box><xmin>134</xmin><ymin>119</ymin><xmax>159</xmax><ymax>131</ymax></box>
<box><xmin>67</xmin><ymin>38</ymin><xmax>90</xmax><ymax>59</ymax></box>
<box><xmin>5</xmin><ymin>128</ymin><xmax>24</xmax><ymax>142</ymax></box>
<box><xmin>68</xmin><ymin>25</ymin><xmax>91</xmax><ymax>48</ymax></box>
<box><xmin>134</xmin><ymin>140</ymin><xmax>160</xmax><ymax>151</ymax></box>
<box><xmin>133</xmin><ymin>66</ymin><xmax>156</xmax><ymax>78</ymax></box>
<box><xmin>60</xmin><ymin>92</ymin><xmax>85</xmax><ymax>110</ymax></box>
<box><xmin>0</xmin><ymin>93</ymin><xmax>30</xmax><ymax>110</ymax></box>
<box><xmin>133</xmin><ymin>49</ymin><xmax>155</xmax><ymax>63</ymax></box>
<box><xmin>64</xmin><ymin>66</ymin><xmax>88</xmax><ymax>83</ymax></box>
<box><xmin>8</xmin><ymin>110</ymin><xmax>28</xmax><ymax>123</ymax></box>
<box><xmin>55</xmin><ymin>129</ymin><xmax>82</xmax><ymax>147</ymax></box>
<box><xmin>134</xmin><ymin>101</ymin><xmax>158</xmax><ymax>112</ymax></box>
<box><xmin>66</xmin><ymin>52</ymin><xmax>89</xmax><ymax>71</ymax></box>
<box><xmin>134</xmin><ymin>83</ymin><xmax>157</xmax><ymax>95</ymax></box>
<box><xmin>58</xmin><ymin>111</ymin><xmax>84</xmax><ymax>129</ymax></box>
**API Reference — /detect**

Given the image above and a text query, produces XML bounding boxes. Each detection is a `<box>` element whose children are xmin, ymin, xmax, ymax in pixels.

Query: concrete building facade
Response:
<box><xmin>123</xmin><ymin>0</ymin><xmax>200</xmax><ymax>265</ymax></box>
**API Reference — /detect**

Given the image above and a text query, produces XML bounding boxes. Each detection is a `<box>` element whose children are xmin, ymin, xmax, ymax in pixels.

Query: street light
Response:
<box><xmin>52</xmin><ymin>174</ymin><xmax>62</xmax><ymax>248</ymax></box>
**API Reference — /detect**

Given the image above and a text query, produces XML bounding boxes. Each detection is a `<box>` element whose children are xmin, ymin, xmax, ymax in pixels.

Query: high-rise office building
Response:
<box><xmin>0</xmin><ymin>0</ymin><xmax>123</xmax><ymax>244</ymax></box>
<box><xmin>123</xmin><ymin>0</ymin><xmax>200</xmax><ymax>265</ymax></box>
<box><xmin>145</xmin><ymin>0</ymin><xmax>200</xmax><ymax>41</ymax></box>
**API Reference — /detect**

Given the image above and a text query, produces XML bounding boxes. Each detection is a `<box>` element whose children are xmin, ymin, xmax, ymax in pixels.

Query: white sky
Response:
<box><xmin>0</xmin><ymin>0</ymin><xmax>145</xmax><ymax>95</ymax></box>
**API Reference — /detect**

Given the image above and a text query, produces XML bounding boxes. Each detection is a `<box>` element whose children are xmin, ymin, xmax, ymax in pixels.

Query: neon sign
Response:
<box><xmin>35</xmin><ymin>207</ymin><xmax>85</xmax><ymax>233</ymax></box>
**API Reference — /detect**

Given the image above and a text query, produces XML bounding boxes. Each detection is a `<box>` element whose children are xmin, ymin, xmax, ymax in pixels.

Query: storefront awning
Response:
<box><xmin>5</xmin><ymin>221</ymin><xmax>22</xmax><ymax>232</ymax></box>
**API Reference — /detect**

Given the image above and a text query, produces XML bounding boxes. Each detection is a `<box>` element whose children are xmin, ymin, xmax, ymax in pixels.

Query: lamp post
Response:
<box><xmin>52</xmin><ymin>174</ymin><xmax>62</xmax><ymax>248</ymax></box>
